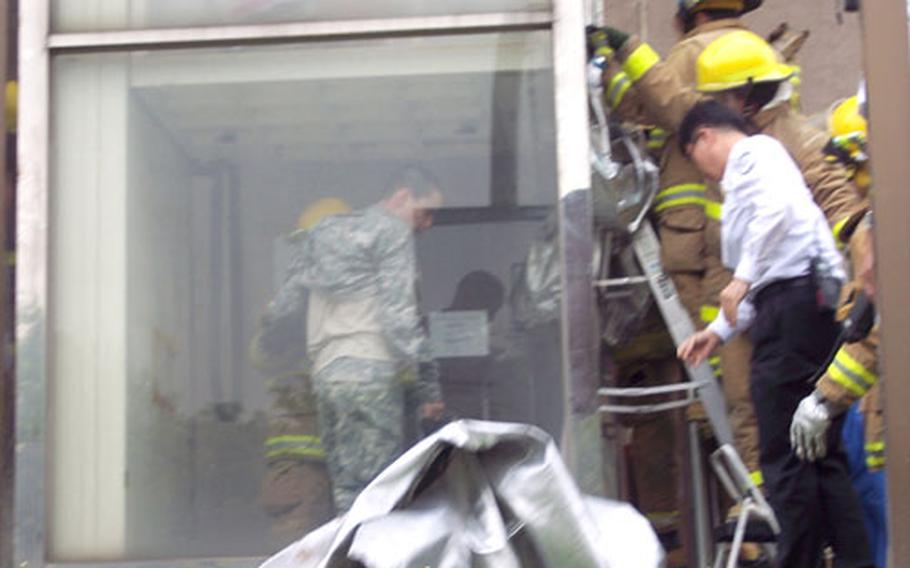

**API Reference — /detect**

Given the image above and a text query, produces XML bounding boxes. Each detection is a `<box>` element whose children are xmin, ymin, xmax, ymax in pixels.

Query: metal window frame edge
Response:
<box><xmin>550</xmin><ymin>0</ymin><xmax>601</xmax><ymax>495</ymax></box>
<box><xmin>46</xmin><ymin>11</ymin><xmax>553</xmax><ymax>53</ymax></box>
<box><xmin>47</xmin><ymin>559</ymin><xmax>268</xmax><ymax>568</ymax></box>
<box><xmin>16</xmin><ymin>0</ymin><xmax>50</xmax><ymax>565</ymax></box>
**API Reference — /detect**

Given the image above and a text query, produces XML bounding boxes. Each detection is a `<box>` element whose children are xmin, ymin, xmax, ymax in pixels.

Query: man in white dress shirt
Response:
<box><xmin>676</xmin><ymin>101</ymin><xmax>872</xmax><ymax>567</ymax></box>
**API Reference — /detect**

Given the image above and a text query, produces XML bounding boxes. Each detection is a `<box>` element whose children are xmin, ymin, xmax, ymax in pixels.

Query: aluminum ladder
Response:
<box><xmin>586</xmin><ymin>62</ymin><xmax>776</xmax><ymax>567</ymax></box>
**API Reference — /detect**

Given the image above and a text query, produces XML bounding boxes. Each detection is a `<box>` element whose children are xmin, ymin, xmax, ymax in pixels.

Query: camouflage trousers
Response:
<box><xmin>313</xmin><ymin>357</ymin><xmax>405</xmax><ymax>511</ymax></box>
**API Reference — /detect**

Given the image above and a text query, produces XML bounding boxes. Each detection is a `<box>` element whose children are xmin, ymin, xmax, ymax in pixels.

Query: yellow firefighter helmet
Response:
<box><xmin>678</xmin><ymin>0</ymin><xmax>762</xmax><ymax>14</ymax></box>
<box><xmin>297</xmin><ymin>198</ymin><xmax>351</xmax><ymax>232</ymax></box>
<box><xmin>826</xmin><ymin>96</ymin><xmax>870</xmax><ymax>190</ymax></box>
<box><xmin>829</xmin><ymin>96</ymin><xmax>868</xmax><ymax>141</ymax></box>
<box><xmin>696</xmin><ymin>30</ymin><xmax>793</xmax><ymax>92</ymax></box>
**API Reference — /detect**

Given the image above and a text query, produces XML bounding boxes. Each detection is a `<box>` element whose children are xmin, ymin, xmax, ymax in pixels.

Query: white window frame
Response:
<box><xmin>15</xmin><ymin>1</ymin><xmax>595</xmax><ymax>566</ymax></box>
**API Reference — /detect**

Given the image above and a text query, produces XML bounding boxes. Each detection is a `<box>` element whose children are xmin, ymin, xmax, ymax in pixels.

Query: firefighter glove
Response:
<box><xmin>790</xmin><ymin>390</ymin><xmax>841</xmax><ymax>462</ymax></box>
<box><xmin>586</xmin><ymin>25</ymin><xmax>629</xmax><ymax>57</ymax></box>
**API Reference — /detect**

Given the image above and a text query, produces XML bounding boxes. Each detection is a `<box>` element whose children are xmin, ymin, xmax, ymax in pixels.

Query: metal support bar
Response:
<box><xmin>16</xmin><ymin>0</ymin><xmax>49</xmax><ymax>565</ymax></box>
<box><xmin>47</xmin><ymin>12</ymin><xmax>553</xmax><ymax>52</ymax></box>
<box><xmin>599</xmin><ymin>398</ymin><xmax>696</xmax><ymax>415</ymax></box>
<box><xmin>690</xmin><ymin>423</ymin><xmax>711</xmax><ymax>568</ymax></box>
<box><xmin>860</xmin><ymin>2</ymin><xmax>910</xmax><ymax>566</ymax></box>
<box><xmin>0</xmin><ymin>0</ymin><xmax>9</xmax><ymax>564</ymax></box>
<box><xmin>552</xmin><ymin>0</ymin><xmax>602</xmax><ymax>495</ymax></box>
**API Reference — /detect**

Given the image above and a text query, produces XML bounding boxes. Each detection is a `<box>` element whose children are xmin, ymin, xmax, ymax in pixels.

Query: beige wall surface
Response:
<box><xmin>603</xmin><ymin>0</ymin><xmax>865</xmax><ymax>115</ymax></box>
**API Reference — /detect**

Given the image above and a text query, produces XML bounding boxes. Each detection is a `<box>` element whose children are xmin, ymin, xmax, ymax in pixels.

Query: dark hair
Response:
<box><xmin>447</xmin><ymin>270</ymin><xmax>506</xmax><ymax>317</ymax></box>
<box><xmin>678</xmin><ymin>100</ymin><xmax>750</xmax><ymax>154</ymax></box>
<box><xmin>676</xmin><ymin>7</ymin><xmax>739</xmax><ymax>33</ymax></box>
<box><xmin>705</xmin><ymin>8</ymin><xmax>739</xmax><ymax>19</ymax></box>
<box><xmin>742</xmin><ymin>82</ymin><xmax>781</xmax><ymax>114</ymax></box>
<box><xmin>385</xmin><ymin>165</ymin><xmax>441</xmax><ymax>198</ymax></box>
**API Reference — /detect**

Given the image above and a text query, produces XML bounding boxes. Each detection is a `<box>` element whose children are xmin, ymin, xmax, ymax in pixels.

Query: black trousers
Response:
<box><xmin>749</xmin><ymin>279</ymin><xmax>873</xmax><ymax>568</ymax></box>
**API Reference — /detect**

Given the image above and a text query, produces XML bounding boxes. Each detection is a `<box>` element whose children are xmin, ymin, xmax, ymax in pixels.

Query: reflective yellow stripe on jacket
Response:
<box><xmin>832</xmin><ymin>215</ymin><xmax>852</xmax><ymax>247</ymax></box>
<box><xmin>654</xmin><ymin>183</ymin><xmax>707</xmax><ymax>213</ymax></box>
<box><xmin>827</xmin><ymin>347</ymin><xmax>878</xmax><ymax>397</ymax></box>
<box><xmin>789</xmin><ymin>65</ymin><xmax>802</xmax><ymax>110</ymax></box>
<box><xmin>607</xmin><ymin>72</ymin><xmax>632</xmax><ymax>110</ymax></box>
<box><xmin>622</xmin><ymin>43</ymin><xmax>661</xmax><ymax>82</ymax></box>
<box><xmin>265</xmin><ymin>434</ymin><xmax>326</xmax><ymax>461</ymax></box>
<box><xmin>704</xmin><ymin>198</ymin><xmax>722</xmax><ymax>221</ymax></box>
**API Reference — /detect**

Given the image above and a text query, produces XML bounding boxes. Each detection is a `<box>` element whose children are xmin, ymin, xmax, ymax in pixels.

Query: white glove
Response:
<box><xmin>789</xmin><ymin>390</ymin><xmax>838</xmax><ymax>462</ymax></box>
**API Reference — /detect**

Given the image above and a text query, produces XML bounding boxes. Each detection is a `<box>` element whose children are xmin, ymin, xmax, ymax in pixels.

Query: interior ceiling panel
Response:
<box><xmin>133</xmin><ymin>71</ymin><xmax>548</xmax><ymax>164</ymax></box>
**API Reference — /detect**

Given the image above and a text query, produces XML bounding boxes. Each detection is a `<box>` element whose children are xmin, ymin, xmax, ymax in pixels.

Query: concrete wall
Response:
<box><xmin>603</xmin><ymin>0</ymin><xmax>864</xmax><ymax>115</ymax></box>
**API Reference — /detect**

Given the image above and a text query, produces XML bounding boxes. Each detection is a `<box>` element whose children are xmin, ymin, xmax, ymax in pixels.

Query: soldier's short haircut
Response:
<box><xmin>678</xmin><ymin>100</ymin><xmax>750</xmax><ymax>154</ymax></box>
<box><xmin>385</xmin><ymin>165</ymin><xmax>441</xmax><ymax>198</ymax></box>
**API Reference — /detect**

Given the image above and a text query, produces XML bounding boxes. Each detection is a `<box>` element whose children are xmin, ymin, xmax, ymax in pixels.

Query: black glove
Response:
<box><xmin>842</xmin><ymin>291</ymin><xmax>875</xmax><ymax>343</ymax></box>
<box><xmin>586</xmin><ymin>25</ymin><xmax>630</xmax><ymax>57</ymax></box>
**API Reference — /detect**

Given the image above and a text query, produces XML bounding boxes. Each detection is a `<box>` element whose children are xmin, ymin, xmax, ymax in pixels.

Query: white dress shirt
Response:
<box><xmin>707</xmin><ymin>134</ymin><xmax>845</xmax><ymax>342</ymax></box>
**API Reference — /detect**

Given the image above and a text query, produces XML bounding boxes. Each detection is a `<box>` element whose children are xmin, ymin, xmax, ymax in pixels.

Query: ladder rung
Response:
<box><xmin>598</xmin><ymin>381</ymin><xmax>711</xmax><ymax>397</ymax></box>
<box><xmin>594</xmin><ymin>276</ymin><xmax>650</xmax><ymax>287</ymax></box>
<box><xmin>599</xmin><ymin>398</ymin><xmax>696</xmax><ymax>414</ymax></box>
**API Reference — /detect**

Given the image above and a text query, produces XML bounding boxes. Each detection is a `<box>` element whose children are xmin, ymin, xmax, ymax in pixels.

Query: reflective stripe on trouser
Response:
<box><xmin>314</xmin><ymin>357</ymin><xmax>405</xmax><ymax>512</ymax></box>
<box><xmin>646</xmin><ymin>127</ymin><xmax>669</xmax><ymax>152</ymax></box>
<box><xmin>701</xmin><ymin>306</ymin><xmax>723</xmax><ymax>378</ymax></box>
<box><xmin>654</xmin><ymin>183</ymin><xmax>706</xmax><ymax>213</ymax></box>
<box><xmin>866</xmin><ymin>441</ymin><xmax>886</xmax><ymax>470</ymax></box>
<box><xmin>708</xmin><ymin>356</ymin><xmax>722</xmax><ymax>378</ymax></box>
<box><xmin>700</xmin><ymin>304</ymin><xmax>719</xmax><ymax>325</ymax></box>
<box><xmin>827</xmin><ymin>347</ymin><xmax>878</xmax><ymax>398</ymax></box>
<box><xmin>265</xmin><ymin>434</ymin><xmax>326</xmax><ymax>461</ymax></box>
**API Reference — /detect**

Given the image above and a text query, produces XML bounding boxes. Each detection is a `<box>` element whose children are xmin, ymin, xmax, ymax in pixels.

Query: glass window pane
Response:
<box><xmin>49</xmin><ymin>32</ymin><xmax>562</xmax><ymax>561</ymax></box>
<box><xmin>51</xmin><ymin>0</ymin><xmax>550</xmax><ymax>33</ymax></box>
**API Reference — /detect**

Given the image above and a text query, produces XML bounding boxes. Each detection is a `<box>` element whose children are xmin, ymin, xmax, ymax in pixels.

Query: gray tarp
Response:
<box><xmin>259</xmin><ymin>420</ymin><xmax>663</xmax><ymax>568</ymax></box>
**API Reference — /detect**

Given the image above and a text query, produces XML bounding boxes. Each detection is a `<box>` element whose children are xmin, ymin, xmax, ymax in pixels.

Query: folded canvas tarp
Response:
<box><xmin>260</xmin><ymin>419</ymin><xmax>663</xmax><ymax>568</ymax></box>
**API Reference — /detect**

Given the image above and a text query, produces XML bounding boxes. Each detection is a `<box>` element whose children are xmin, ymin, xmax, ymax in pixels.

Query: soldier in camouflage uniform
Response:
<box><xmin>265</xmin><ymin>167</ymin><xmax>445</xmax><ymax>512</ymax></box>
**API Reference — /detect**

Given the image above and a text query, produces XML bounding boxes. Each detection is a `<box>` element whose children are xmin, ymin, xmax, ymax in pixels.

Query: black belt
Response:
<box><xmin>753</xmin><ymin>275</ymin><xmax>813</xmax><ymax>308</ymax></box>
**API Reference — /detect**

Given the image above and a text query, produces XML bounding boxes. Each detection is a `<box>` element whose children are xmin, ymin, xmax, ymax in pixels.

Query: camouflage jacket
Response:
<box><xmin>264</xmin><ymin>205</ymin><xmax>434</xmax><ymax>373</ymax></box>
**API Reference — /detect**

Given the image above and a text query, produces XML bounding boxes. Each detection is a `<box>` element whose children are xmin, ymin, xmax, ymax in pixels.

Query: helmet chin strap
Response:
<box><xmin>740</xmin><ymin>79</ymin><xmax>758</xmax><ymax>117</ymax></box>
